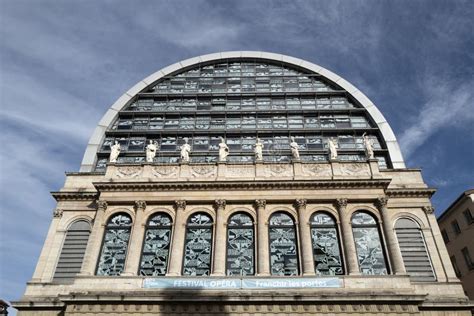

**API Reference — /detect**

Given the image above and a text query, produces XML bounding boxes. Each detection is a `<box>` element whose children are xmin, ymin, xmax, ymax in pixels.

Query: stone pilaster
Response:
<box><xmin>167</xmin><ymin>200</ymin><xmax>187</xmax><ymax>276</ymax></box>
<box><xmin>255</xmin><ymin>199</ymin><xmax>270</xmax><ymax>276</ymax></box>
<box><xmin>335</xmin><ymin>198</ymin><xmax>360</xmax><ymax>275</ymax></box>
<box><xmin>212</xmin><ymin>199</ymin><xmax>227</xmax><ymax>276</ymax></box>
<box><xmin>80</xmin><ymin>200</ymin><xmax>108</xmax><ymax>276</ymax></box>
<box><xmin>376</xmin><ymin>196</ymin><xmax>406</xmax><ymax>275</ymax></box>
<box><xmin>294</xmin><ymin>199</ymin><xmax>315</xmax><ymax>275</ymax></box>
<box><xmin>423</xmin><ymin>206</ymin><xmax>458</xmax><ymax>282</ymax></box>
<box><xmin>122</xmin><ymin>201</ymin><xmax>147</xmax><ymax>275</ymax></box>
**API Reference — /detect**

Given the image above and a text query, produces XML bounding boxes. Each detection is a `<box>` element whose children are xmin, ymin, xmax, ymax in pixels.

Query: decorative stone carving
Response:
<box><xmin>152</xmin><ymin>165</ymin><xmax>178</xmax><ymax>178</ymax></box>
<box><xmin>267</xmin><ymin>164</ymin><xmax>292</xmax><ymax>177</ymax></box>
<box><xmin>145</xmin><ymin>140</ymin><xmax>158</xmax><ymax>163</ymax></box>
<box><xmin>375</xmin><ymin>196</ymin><xmax>389</xmax><ymax>210</ymax></box>
<box><xmin>109</xmin><ymin>140</ymin><xmax>121</xmax><ymax>163</ymax></box>
<box><xmin>255</xmin><ymin>199</ymin><xmax>266</xmax><ymax>208</ymax></box>
<box><xmin>335</xmin><ymin>198</ymin><xmax>348</xmax><ymax>210</ymax></box>
<box><xmin>302</xmin><ymin>163</ymin><xmax>332</xmax><ymax>177</ymax></box>
<box><xmin>423</xmin><ymin>206</ymin><xmax>435</xmax><ymax>214</ymax></box>
<box><xmin>339</xmin><ymin>163</ymin><xmax>370</xmax><ymax>176</ymax></box>
<box><xmin>134</xmin><ymin>200</ymin><xmax>147</xmax><ymax>211</ymax></box>
<box><xmin>294</xmin><ymin>199</ymin><xmax>307</xmax><ymax>209</ymax></box>
<box><xmin>218</xmin><ymin>137</ymin><xmax>229</xmax><ymax>162</ymax></box>
<box><xmin>96</xmin><ymin>200</ymin><xmax>108</xmax><ymax>211</ymax></box>
<box><xmin>254</xmin><ymin>138</ymin><xmax>264</xmax><ymax>161</ymax></box>
<box><xmin>116</xmin><ymin>166</ymin><xmax>142</xmax><ymax>178</ymax></box>
<box><xmin>226</xmin><ymin>165</ymin><xmax>254</xmax><ymax>177</ymax></box>
<box><xmin>214</xmin><ymin>199</ymin><xmax>226</xmax><ymax>210</ymax></box>
<box><xmin>191</xmin><ymin>165</ymin><xmax>217</xmax><ymax>178</ymax></box>
<box><xmin>362</xmin><ymin>133</ymin><xmax>375</xmax><ymax>159</ymax></box>
<box><xmin>174</xmin><ymin>200</ymin><xmax>186</xmax><ymax>210</ymax></box>
<box><xmin>328</xmin><ymin>138</ymin><xmax>338</xmax><ymax>160</ymax></box>
<box><xmin>290</xmin><ymin>136</ymin><xmax>300</xmax><ymax>160</ymax></box>
<box><xmin>53</xmin><ymin>208</ymin><xmax>63</xmax><ymax>218</ymax></box>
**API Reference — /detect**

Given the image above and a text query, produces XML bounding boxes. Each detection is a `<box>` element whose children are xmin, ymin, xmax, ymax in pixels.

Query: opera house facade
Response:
<box><xmin>13</xmin><ymin>52</ymin><xmax>472</xmax><ymax>315</ymax></box>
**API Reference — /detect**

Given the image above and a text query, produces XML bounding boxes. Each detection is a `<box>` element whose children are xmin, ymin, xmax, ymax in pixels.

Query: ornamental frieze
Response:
<box><xmin>151</xmin><ymin>165</ymin><xmax>178</xmax><ymax>178</ymax></box>
<box><xmin>115</xmin><ymin>166</ymin><xmax>142</xmax><ymax>178</ymax></box>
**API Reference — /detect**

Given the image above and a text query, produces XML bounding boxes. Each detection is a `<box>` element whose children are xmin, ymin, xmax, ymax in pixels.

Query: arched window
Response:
<box><xmin>268</xmin><ymin>212</ymin><xmax>299</xmax><ymax>276</ymax></box>
<box><xmin>53</xmin><ymin>220</ymin><xmax>91</xmax><ymax>283</ymax></box>
<box><xmin>139</xmin><ymin>213</ymin><xmax>173</xmax><ymax>276</ymax></box>
<box><xmin>310</xmin><ymin>212</ymin><xmax>344</xmax><ymax>275</ymax></box>
<box><xmin>183</xmin><ymin>212</ymin><xmax>213</xmax><ymax>276</ymax></box>
<box><xmin>395</xmin><ymin>218</ymin><xmax>436</xmax><ymax>281</ymax></box>
<box><xmin>96</xmin><ymin>213</ymin><xmax>132</xmax><ymax>276</ymax></box>
<box><xmin>226</xmin><ymin>212</ymin><xmax>255</xmax><ymax>276</ymax></box>
<box><xmin>351</xmin><ymin>211</ymin><xmax>388</xmax><ymax>275</ymax></box>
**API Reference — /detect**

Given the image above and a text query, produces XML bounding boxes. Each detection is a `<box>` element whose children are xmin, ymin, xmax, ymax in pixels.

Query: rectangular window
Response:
<box><xmin>451</xmin><ymin>220</ymin><xmax>461</xmax><ymax>235</ymax></box>
<box><xmin>461</xmin><ymin>247</ymin><xmax>474</xmax><ymax>270</ymax></box>
<box><xmin>463</xmin><ymin>209</ymin><xmax>474</xmax><ymax>225</ymax></box>
<box><xmin>450</xmin><ymin>256</ymin><xmax>461</xmax><ymax>277</ymax></box>
<box><xmin>441</xmin><ymin>229</ymin><xmax>450</xmax><ymax>243</ymax></box>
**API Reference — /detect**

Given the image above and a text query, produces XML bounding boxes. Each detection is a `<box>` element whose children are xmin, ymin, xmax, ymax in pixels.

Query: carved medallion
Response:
<box><xmin>115</xmin><ymin>166</ymin><xmax>142</xmax><ymax>178</ymax></box>
<box><xmin>302</xmin><ymin>163</ymin><xmax>332</xmax><ymax>177</ymax></box>
<box><xmin>152</xmin><ymin>165</ymin><xmax>178</xmax><ymax>178</ymax></box>
<box><xmin>267</xmin><ymin>164</ymin><xmax>292</xmax><ymax>177</ymax></box>
<box><xmin>226</xmin><ymin>165</ymin><xmax>254</xmax><ymax>177</ymax></box>
<box><xmin>191</xmin><ymin>165</ymin><xmax>217</xmax><ymax>178</ymax></box>
<box><xmin>339</xmin><ymin>163</ymin><xmax>370</xmax><ymax>176</ymax></box>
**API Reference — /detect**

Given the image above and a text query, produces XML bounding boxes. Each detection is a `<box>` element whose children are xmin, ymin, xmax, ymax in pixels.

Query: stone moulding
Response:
<box><xmin>386</xmin><ymin>188</ymin><xmax>436</xmax><ymax>198</ymax></box>
<box><xmin>93</xmin><ymin>179</ymin><xmax>392</xmax><ymax>192</ymax></box>
<box><xmin>51</xmin><ymin>191</ymin><xmax>98</xmax><ymax>201</ymax></box>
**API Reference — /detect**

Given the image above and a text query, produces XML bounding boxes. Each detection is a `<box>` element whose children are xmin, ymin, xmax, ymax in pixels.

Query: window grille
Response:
<box><xmin>268</xmin><ymin>212</ymin><xmax>299</xmax><ymax>276</ymax></box>
<box><xmin>182</xmin><ymin>213</ymin><xmax>213</xmax><ymax>276</ymax></box>
<box><xmin>226</xmin><ymin>213</ymin><xmax>255</xmax><ymax>276</ymax></box>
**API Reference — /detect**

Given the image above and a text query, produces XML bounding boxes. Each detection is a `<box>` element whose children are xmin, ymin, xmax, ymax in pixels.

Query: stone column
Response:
<box><xmin>80</xmin><ymin>200</ymin><xmax>108</xmax><ymax>275</ymax></box>
<box><xmin>336</xmin><ymin>198</ymin><xmax>360</xmax><ymax>275</ymax></box>
<box><xmin>376</xmin><ymin>197</ymin><xmax>405</xmax><ymax>275</ymax></box>
<box><xmin>255</xmin><ymin>199</ymin><xmax>270</xmax><ymax>276</ymax></box>
<box><xmin>295</xmin><ymin>199</ymin><xmax>315</xmax><ymax>275</ymax></box>
<box><xmin>167</xmin><ymin>200</ymin><xmax>187</xmax><ymax>276</ymax></box>
<box><xmin>212</xmin><ymin>199</ymin><xmax>227</xmax><ymax>276</ymax></box>
<box><xmin>122</xmin><ymin>201</ymin><xmax>147</xmax><ymax>275</ymax></box>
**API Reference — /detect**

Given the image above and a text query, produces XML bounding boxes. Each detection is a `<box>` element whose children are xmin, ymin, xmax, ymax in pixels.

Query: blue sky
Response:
<box><xmin>1</xmin><ymin>0</ymin><xmax>473</xmax><ymax>309</ymax></box>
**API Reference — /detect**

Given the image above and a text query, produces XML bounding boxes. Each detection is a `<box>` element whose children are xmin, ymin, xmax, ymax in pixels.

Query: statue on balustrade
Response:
<box><xmin>218</xmin><ymin>137</ymin><xmax>229</xmax><ymax>162</ymax></box>
<box><xmin>362</xmin><ymin>133</ymin><xmax>374</xmax><ymax>159</ymax></box>
<box><xmin>180</xmin><ymin>138</ymin><xmax>191</xmax><ymax>163</ymax></box>
<box><xmin>290</xmin><ymin>136</ymin><xmax>300</xmax><ymax>160</ymax></box>
<box><xmin>328</xmin><ymin>138</ymin><xmax>338</xmax><ymax>160</ymax></box>
<box><xmin>146</xmin><ymin>140</ymin><xmax>158</xmax><ymax>163</ymax></box>
<box><xmin>109</xmin><ymin>140</ymin><xmax>121</xmax><ymax>163</ymax></box>
<box><xmin>254</xmin><ymin>138</ymin><xmax>264</xmax><ymax>161</ymax></box>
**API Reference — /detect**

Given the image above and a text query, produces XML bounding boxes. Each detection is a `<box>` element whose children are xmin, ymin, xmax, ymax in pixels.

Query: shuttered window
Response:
<box><xmin>53</xmin><ymin>220</ymin><xmax>91</xmax><ymax>283</ymax></box>
<box><xmin>395</xmin><ymin>218</ymin><xmax>436</xmax><ymax>282</ymax></box>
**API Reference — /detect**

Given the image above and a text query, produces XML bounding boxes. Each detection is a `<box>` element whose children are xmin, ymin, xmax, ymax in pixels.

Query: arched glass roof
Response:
<box><xmin>80</xmin><ymin>51</ymin><xmax>405</xmax><ymax>172</ymax></box>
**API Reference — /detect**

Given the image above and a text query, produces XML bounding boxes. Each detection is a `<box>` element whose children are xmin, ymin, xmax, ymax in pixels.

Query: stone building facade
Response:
<box><xmin>13</xmin><ymin>52</ymin><xmax>472</xmax><ymax>315</ymax></box>
<box><xmin>438</xmin><ymin>189</ymin><xmax>474</xmax><ymax>299</ymax></box>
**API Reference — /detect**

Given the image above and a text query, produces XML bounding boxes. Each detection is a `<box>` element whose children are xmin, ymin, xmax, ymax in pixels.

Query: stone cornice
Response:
<box><xmin>51</xmin><ymin>191</ymin><xmax>98</xmax><ymax>201</ymax></box>
<box><xmin>386</xmin><ymin>188</ymin><xmax>436</xmax><ymax>198</ymax></box>
<box><xmin>93</xmin><ymin>179</ymin><xmax>391</xmax><ymax>192</ymax></box>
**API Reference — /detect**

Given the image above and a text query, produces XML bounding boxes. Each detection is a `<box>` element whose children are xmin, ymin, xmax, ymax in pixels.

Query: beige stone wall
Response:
<box><xmin>14</xmin><ymin>161</ymin><xmax>471</xmax><ymax>315</ymax></box>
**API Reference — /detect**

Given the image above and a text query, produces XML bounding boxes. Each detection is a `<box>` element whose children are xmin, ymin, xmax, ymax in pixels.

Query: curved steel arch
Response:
<box><xmin>80</xmin><ymin>51</ymin><xmax>405</xmax><ymax>171</ymax></box>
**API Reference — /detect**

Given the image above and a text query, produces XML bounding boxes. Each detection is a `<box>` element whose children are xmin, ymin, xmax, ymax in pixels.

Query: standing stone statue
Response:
<box><xmin>254</xmin><ymin>138</ymin><xmax>264</xmax><ymax>162</ymax></box>
<box><xmin>109</xmin><ymin>140</ymin><xmax>121</xmax><ymax>163</ymax></box>
<box><xmin>362</xmin><ymin>133</ymin><xmax>374</xmax><ymax>159</ymax></box>
<box><xmin>146</xmin><ymin>140</ymin><xmax>158</xmax><ymax>163</ymax></box>
<box><xmin>290</xmin><ymin>136</ymin><xmax>300</xmax><ymax>160</ymax></box>
<box><xmin>328</xmin><ymin>138</ymin><xmax>338</xmax><ymax>160</ymax></box>
<box><xmin>218</xmin><ymin>137</ymin><xmax>229</xmax><ymax>162</ymax></box>
<box><xmin>180</xmin><ymin>138</ymin><xmax>191</xmax><ymax>163</ymax></box>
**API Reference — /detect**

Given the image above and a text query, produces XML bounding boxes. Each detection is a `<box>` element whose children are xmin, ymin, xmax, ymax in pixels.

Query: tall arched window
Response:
<box><xmin>226</xmin><ymin>212</ymin><xmax>255</xmax><ymax>276</ymax></box>
<box><xmin>139</xmin><ymin>213</ymin><xmax>173</xmax><ymax>276</ymax></box>
<box><xmin>183</xmin><ymin>212</ymin><xmax>213</xmax><ymax>276</ymax></box>
<box><xmin>395</xmin><ymin>218</ymin><xmax>436</xmax><ymax>281</ymax></box>
<box><xmin>53</xmin><ymin>220</ymin><xmax>91</xmax><ymax>283</ymax></box>
<box><xmin>310</xmin><ymin>212</ymin><xmax>344</xmax><ymax>275</ymax></box>
<box><xmin>96</xmin><ymin>213</ymin><xmax>132</xmax><ymax>276</ymax></box>
<box><xmin>352</xmin><ymin>211</ymin><xmax>388</xmax><ymax>275</ymax></box>
<box><xmin>268</xmin><ymin>212</ymin><xmax>299</xmax><ymax>276</ymax></box>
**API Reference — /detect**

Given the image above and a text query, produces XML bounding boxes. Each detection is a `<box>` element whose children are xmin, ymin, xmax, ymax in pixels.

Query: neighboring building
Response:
<box><xmin>438</xmin><ymin>189</ymin><xmax>474</xmax><ymax>299</ymax></box>
<box><xmin>13</xmin><ymin>52</ymin><xmax>472</xmax><ymax>315</ymax></box>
